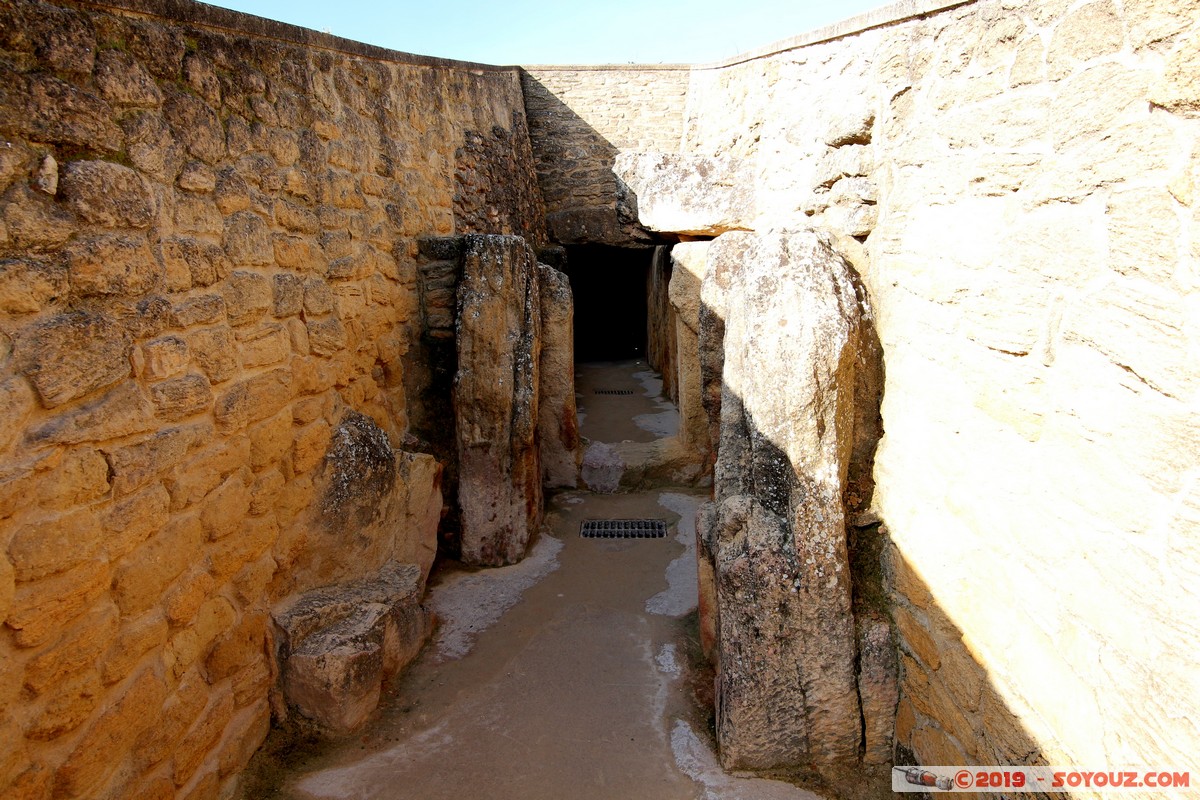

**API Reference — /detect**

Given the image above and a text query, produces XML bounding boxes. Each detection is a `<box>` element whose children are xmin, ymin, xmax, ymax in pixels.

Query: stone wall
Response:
<box><xmin>0</xmin><ymin>0</ymin><xmax>545</xmax><ymax>796</ymax></box>
<box><xmin>521</xmin><ymin>66</ymin><xmax>690</xmax><ymax>245</ymax></box>
<box><xmin>620</xmin><ymin>0</ymin><xmax>1200</xmax><ymax>787</ymax></box>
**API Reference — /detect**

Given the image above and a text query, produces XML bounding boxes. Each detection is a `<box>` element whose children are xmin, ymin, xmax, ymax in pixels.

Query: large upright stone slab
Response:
<box><xmin>614</xmin><ymin>152</ymin><xmax>755</xmax><ymax>236</ymax></box>
<box><xmin>667</xmin><ymin>242</ymin><xmax>712</xmax><ymax>462</ymax></box>
<box><xmin>707</xmin><ymin>230</ymin><xmax>872</xmax><ymax>781</ymax></box>
<box><xmin>454</xmin><ymin>235</ymin><xmax>543</xmax><ymax>566</ymax></box>
<box><xmin>537</xmin><ymin>263</ymin><xmax>580</xmax><ymax>489</ymax></box>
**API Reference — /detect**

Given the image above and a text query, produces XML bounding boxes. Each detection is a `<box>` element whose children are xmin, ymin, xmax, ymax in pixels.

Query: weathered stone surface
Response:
<box><xmin>537</xmin><ymin>264</ymin><xmax>580</xmax><ymax>489</ymax></box>
<box><xmin>26</xmin><ymin>381</ymin><xmax>154</xmax><ymax>446</ymax></box>
<box><xmin>274</xmin><ymin>562</ymin><xmax>430</xmax><ymax>734</ymax></box>
<box><xmin>65</xmin><ymin>234</ymin><xmax>161</xmax><ymax>297</ymax></box>
<box><xmin>14</xmin><ymin>311</ymin><xmax>131</xmax><ymax>408</ymax></box>
<box><xmin>59</xmin><ymin>160</ymin><xmax>154</xmax><ymax>228</ymax></box>
<box><xmin>223</xmin><ymin>213</ymin><xmax>274</xmax><ymax>268</ymax></box>
<box><xmin>94</xmin><ymin>48</ymin><xmax>162</xmax><ymax>108</ymax></box>
<box><xmin>0</xmin><ymin>258</ymin><xmax>67</xmax><ymax>314</ymax></box>
<box><xmin>161</xmin><ymin>237</ymin><xmax>230</xmax><ymax>289</ymax></box>
<box><xmin>708</xmin><ymin>230</ymin><xmax>875</xmax><ymax>779</ymax></box>
<box><xmin>613</xmin><ymin>152</ymin><xmax>755</xmax><ymax>236</ymax></box>
<box><xmin>150</xmin><ymin>374</ymin><xmax>213</xmax><ymax>421</ymax></box>
<box><xmin>25</xmin><ymin>72</ymin><xmax>122</xmax><ymax>153</ymax></box>
<box><xmin>282</xmin><ymin>603</ymin><xmax>387</xmax><ymax>733</ymax></box>
<box><xmin>580</xmin><ymin>442</ymin><xmax>623</xmax><ymax>493</ymax></box>
<box><xmin>454</xmin><ymin>235</ymin><xmax>542</xmax><ymax>566</ymax></box>
<box><xmin>668</xmin><ymin>242</ymin><xmax>712</xmax><ymax>461</ymax></box>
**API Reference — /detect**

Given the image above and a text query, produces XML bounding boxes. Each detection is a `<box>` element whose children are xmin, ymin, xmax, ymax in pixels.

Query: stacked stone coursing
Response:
<box><xmin>0</xmin><ymin>0</ymin><xmax>547</xmax><ymax>796</ymax></box>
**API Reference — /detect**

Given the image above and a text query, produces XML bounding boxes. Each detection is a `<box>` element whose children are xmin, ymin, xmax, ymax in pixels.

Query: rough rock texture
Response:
<box><xmin>454</xmin><ymin>235</ymin><xmax>543</xmax><ymax>566</ymax></box>
<box><xmin>614</xmin><ymin>152</ymin><xmax>756</xmax><ymax>236</ymax></box>
<box><xmin>0</xmin><ymin>0</ymin><xmax>533</xmax><ymax>795</ymax></box>
<box><xmin>537</xmin><ymin>264</ymin><xmax>580</xmax><ymax>488</ymax></box>
<box><xmin>705</xmin><ymin>230</ymin><xmax>884</xmax><ymax>787</ymax></box>
<box><xmin>273</xmin><ymin>562</ymin><xmax>431</xmax><ymax>735</ymax></box>
<box><xmin>521</xmin><ymin>67</ymin><xmax>689</xmax><ymax>246</ymax></box>
<box><xmin>667</xmin><ymin>242</ymin><xmax>712</xmax><ymax>462</ymax></box>
<box><xmin>580</xmin><ymin>442</ymin><xmax>623</xmax><ymax>493</ymax></box>
<box><xmin>646</xmin><ymin>246</ymin><xmax>678</xmax><ymax>403</ymax></box>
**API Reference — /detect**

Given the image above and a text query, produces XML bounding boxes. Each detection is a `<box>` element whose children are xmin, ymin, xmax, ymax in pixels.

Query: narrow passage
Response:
<box><xmin>252</xmin><ymin>362</ymin><xmax>821</xmax><ymax>800</ymax></box>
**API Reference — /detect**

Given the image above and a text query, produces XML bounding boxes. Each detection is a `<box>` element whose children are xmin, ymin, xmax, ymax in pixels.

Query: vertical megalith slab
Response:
<box><xmin>668</xmin><ymin>242</ymin><xmax>712</xmax><ymax>463</ymax></box>
<box><xmin>537</xmin><ymin>263</ymin><xmax>581</xmax><ymax>488</ymax></box>
<box><xmin>707</xmin><ymin>229</ymin><xmax>873</xmax><ymax>781</ymax></box>
<box><xmin>454</xmin><ymin>235</ymin><xmax>543</xmax><ymax>566</ymax></box>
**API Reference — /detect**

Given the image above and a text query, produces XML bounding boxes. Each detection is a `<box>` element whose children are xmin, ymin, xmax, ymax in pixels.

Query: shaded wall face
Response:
<box><xmin>0</xmin><ymin>0</ymin><xmax>543</xmax><ymax>796</ymax></box>
<box><xmin>521</xmin><ymin>67</ymin><xmax>690</xmax><ymax>246</ymax></box>
<box><xmin>681</xmin><ymin>0</ymin><xmax>1200</xmax><ymax>775</ymax></box>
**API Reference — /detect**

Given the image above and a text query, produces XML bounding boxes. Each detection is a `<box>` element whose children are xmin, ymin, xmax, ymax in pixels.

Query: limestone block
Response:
<box><xmin>173</xmin><ymin>691</ymin><xmax>234</xmax><ymax>787</ymax></box>
<box><xmin>25</xmin><ymin>72</ymin><xmax>123</xmax><ymax>154</ymax></box>
<box><xmin>53</xmin><ymin>668</ymin><xmax>167</xmax><ymax>798</ymax></box>
<box><xmin>273</xmin><ymin>562</ymin><xmax>431</xmax><ymax>734</ymax></box>
<box><xmin>272</xmin><ymin>274</ymin><xmax>304</xmax><ymax>317</ymax></box>
<box><xmin>581</xmin><ymin>442</ymin><xmax>623</xmax><ymax>493</ymax></box>
<box><xmin>537</xmin><ymin>264</ymin><xmax>580</xmax><ymax>489</ymax></box>
<box><xmin>104</xmin><ymin>425</ymin><xmax>206</xmax><ymax>498</ymax></box>
<box><xmin>60</xmin><ymin>159</ymin><xmax>154</xmax><ymax>228</ymax></box>
<box><xmin>283</xmin><ymin>604</ymin><xmax>387</xmax><ymax>733</ymax></box>
<box><xmin>142</xmin><ymin>336</ymin><xmax>190</xmax><ymax>380</ymax></box>
<box><xmin>178</xmin><ymin>161</ymin><xmax>216</xmax><ymax>193</ymax></box>
<box><xmin>96</xmin><ymin>48</ymin><xmax>164</xmax><ymax>108</ymax></box>
<box><xmin>163</xmin><ymin>88</ymin><xmax>225</xmax><ymax>164</ymax></box>
<box><xmin>710</xmin><ymin>230</ymin><xmax>871</xmax><ymax>779</ymax></box>
<box><xmin>857</xmin><ymin>611</ymin><xmax>899</xmax><ymax>766</ymax></box>
<box><xmin>6</xmin><ymin>559</ymin><xmax>110</xmax><ymax>647</ymax></box>
<box><xmin>25</xmin><ymin>381</ymin><xmax>155</xmax><ymax>446</ymax></box>
<box><xmin>238</xmin><ymin>323</ymin><xmax>290</xmax><ymax>369</ymax></box>
<box><xmin>307</xmin><ymin>316</ymin><xmax>347</xmax><ymax>356</ymax></box>
<box><xmin>103</xmin><ymin>487</ymin><xmax>170</xmax><ymax>565</ymax></box>
<box><xmin>161</xmin><ymin>237</ymin><xmax>230</xmax><ymax>289</ymax></box>
<box><xmin>188</xmin><ymin>325</ymin><xmax>239</xmax><ymax>384</ymax></box>
<box><xmin>28</xmin><ymin>669</ymin><xmax>103</xmax><ymax>741</ymax></box>
<box><xmin>112</xmin><ymin>514</ymin><xmax>203</xmax><ymax>616</ymax></box>
<box><xmin>613</xmin><ymin>152</ymin><xmax>755</xmax><ymax>236</ymax></box>
<box><xmin>668</xmin><ymin>243</ymin><xmax>712</xmax><ymax>461</ymax></box>
<box><xmin>454</xmin><ymin>235</ymin><xmax>543</xmax><ymax>566</ymax></box>
<box><xmin>66</xmin><ymin>233</ymin><xmax>161</xmax><ymax>297</ymax></box>
<box><xmin>2</xmin><ymin>186</ymin><xmax>75</xmax><ymax>249</ymax></box>
<box><xmin>1046</xmin><ymin>0</ymin><xmax>1123</xmax><ymax>78</ymax></box>
<box><xmin>391</xmin><ymin>452</ymin><xmax>443</xmax><ymax>583</ymax></box>
<box><xmin>213</xmin><ymin>368</ymin><xmax>292</xmax><ymax>434</ymax></box>
<box><xmin>173</xmin><ymin>294</ymin><xmax>226</xmax><ymax>328</ymax></box>
<box><xmin>23</xmin><ymin>602</ymin><xmax>117</xmax><ymax>696</ymax></box>
<box><xmin>9</xmin><ymin>508</ymin><xmax>104</xmax><ymax>582</ymax></box>
<box><xmin>150</xmin><ymin>374</ymin><xmax>214</xmax><ymax>421</ymax></box>
<box><xmin>14</xmin><ymin>310</ymin><xmax>131</xmax><ymax>408</ymax></box>
<box><xmin>0</xmin><ymin>258</ymin><xmax>67</xmax><ymax>314</ymax></box>
<box><xmin>1150</xmin><ymin>33</ymin><xmax>1200</xmax><ymax>116</ymax></box>
<box><xmin>224</xmin><ymin>215</ymin><xmax>274</xmax><ymax>270</ymax></box>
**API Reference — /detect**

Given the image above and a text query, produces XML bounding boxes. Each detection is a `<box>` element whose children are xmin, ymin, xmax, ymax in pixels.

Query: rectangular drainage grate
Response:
<box><xmin>594</xmin><ymin>388</ymin><xmax>634</xmax><ymax>395</ymax></box>
<box><xmin>580</xmin><ymin>519</ymin><xmax>667</xmax><ymax>539</ymax></box>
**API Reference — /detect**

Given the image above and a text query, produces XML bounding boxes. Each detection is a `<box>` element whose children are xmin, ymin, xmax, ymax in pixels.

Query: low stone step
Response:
<box><xmin>272</xmin><ymin>562</ymin><xmax>431</xmax><ymax>735</ymax></box>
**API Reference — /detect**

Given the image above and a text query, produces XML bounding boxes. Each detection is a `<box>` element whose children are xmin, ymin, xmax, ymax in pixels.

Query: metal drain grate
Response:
<box><xmin>580</xmin><ymin>519</ymin><xmax>667</xmax><ymax>539</ymax></box>
<box><xmin>594</xmin><ymin>388</ymin><xmax>634</xmax><ymax>395</ymax></box>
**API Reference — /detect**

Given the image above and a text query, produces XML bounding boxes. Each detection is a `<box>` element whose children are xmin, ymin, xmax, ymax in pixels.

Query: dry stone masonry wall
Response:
<box><xmin>0</xmin><ymin>0</ymin><xmax>551</xmax><ymax>796</ymax></box>
<box><xmin>521</xmin><ymin>66</ymin><xmax>690</xmax><ymax>245</ymax></box>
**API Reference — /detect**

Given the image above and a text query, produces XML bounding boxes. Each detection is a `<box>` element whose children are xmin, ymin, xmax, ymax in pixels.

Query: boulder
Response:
<box><xmin>273</xmin><ymin>562</ymin><xmax>431</xmax><ymax>735</ymax></box>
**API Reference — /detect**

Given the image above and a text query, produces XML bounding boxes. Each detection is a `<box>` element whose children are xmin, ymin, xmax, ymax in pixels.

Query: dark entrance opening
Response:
<box><xmin>563</xmin><ymin>244</ymin><xmax>654</xmax><ymax>362</ymax></box>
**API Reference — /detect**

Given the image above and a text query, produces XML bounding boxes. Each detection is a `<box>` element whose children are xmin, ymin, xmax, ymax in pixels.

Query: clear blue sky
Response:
<box><xmin>202</xmin><ymin>0</ymin><xmax>893</xmax><ymax>65</ymax></box>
